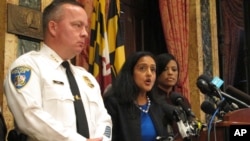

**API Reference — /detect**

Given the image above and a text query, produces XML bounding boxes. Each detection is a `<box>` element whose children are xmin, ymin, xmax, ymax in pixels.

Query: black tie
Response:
<box><xmin>62</xmin><ymin>61</ymin><xmax>90</xmax><ymax>138</ymax></box>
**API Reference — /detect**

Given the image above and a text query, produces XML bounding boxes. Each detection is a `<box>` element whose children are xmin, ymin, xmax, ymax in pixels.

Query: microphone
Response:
<box><xmin>200</xmin><ymin>100</ymin><xmax>224</xmax><ymax>119</ymax></box>
<box><xmin>172</xmin><ymin>110</ymin><xmax>193</xmax><ymax>139</ymax></box>
<box><xmin>154</xmin><ymin>92</ymin><xmax>202</xmax><ymax>138</ymax></box>
<box><xmin>196</xmin><ymin>75</ymin><xmax>213</xmax><ymax>94</ymax></box>
<box><xmin>209</xmin><ymin>95</ymin><xmax>237</xmax><ymax>113</ymax></box>
<box><xmin>170</xmin><ymin>92</ymin><xmax>195</xmax><ymax>118</ymax></box>
<box><xmin>197</xmin><ymin>74</ymin><xmax>250</xmax><ymax>109</ymax></box>
<box><xmin>170</xmin><ymin>92</ymin><xmax>204</xmax><ymax>138</ymax></box>
<box><xmin>201</xmin><ymin>100</ymin><xmax>216</xmax><ymax>115</ymax></box>
<box><xmin>196</xmin><ymin>74</ymin><xmax>224</xmax><ymax>99</ymax></box>
<box><xmin>225</xmin><ymin>85</ymin><xmax>250</xmax><ymax>105</ymax></box>
<box><xmin>155</xmin><ymin>97</ymin><xmax>179</xmax><ymax>122</ymax></box>
<box><xmin>220</xmin><ymin>91</ymin><xmax>249</xmax><ymax>108</ymax></box>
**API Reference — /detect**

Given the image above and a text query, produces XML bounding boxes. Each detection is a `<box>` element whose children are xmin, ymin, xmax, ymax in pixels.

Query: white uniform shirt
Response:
<box><xmin>4</xmin><ymin>44</ymin><xmax>112</xmax><ymax>141</ymax></box>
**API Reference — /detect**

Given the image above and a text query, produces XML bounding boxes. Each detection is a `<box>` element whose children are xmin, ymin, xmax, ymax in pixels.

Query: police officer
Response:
<box><xmin>4</xmin><ymin>0</ymin><xmax>112</xmax><ymax>141</ymax></box>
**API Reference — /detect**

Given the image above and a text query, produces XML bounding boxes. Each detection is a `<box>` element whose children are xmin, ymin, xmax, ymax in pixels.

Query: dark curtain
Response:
<box><xmin>220</xmin><ymin>0</ymin><xmax>244</xmax><ymax>88</ymax></box>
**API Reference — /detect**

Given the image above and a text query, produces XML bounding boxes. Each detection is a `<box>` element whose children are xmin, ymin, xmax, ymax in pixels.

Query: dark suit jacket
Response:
<box><xmin>104</xmin><ymin>95</ymin><xmax>170</xmax><ymax>141</ymax></box>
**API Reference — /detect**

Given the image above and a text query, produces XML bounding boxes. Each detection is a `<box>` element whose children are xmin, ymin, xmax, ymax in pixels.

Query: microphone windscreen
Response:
<box><xmin>225</xmin><ymin>85</ymin><xmax>250</xmax><ymax>105</ymax></box>
<box><xmin>162</xmin><ymin>103</ymin><xmax>179</xmax><ymax>122</ymax></box>
<box><xmin>155</xmin><ymin>96</ymin><xmax>178</xmax><ymax>121</ymax></box>
<box><xmin>197</xmin><ymin>74</ymin><xmax>212</xmax><ymax>83</ymax></box>
<box><xmin>196</xmin><ymin>74</ymin><xmax>213</xmax><ymax>94</ymax></box>
<box><xmin>170</xmin><ymin>92</ymin><xmax>183</xmax><ymax>105</ymax></box>
<box><xmin>200</xmin><ymin>101</ymin><xmax>216</xmax><ymax>115</ymax></box>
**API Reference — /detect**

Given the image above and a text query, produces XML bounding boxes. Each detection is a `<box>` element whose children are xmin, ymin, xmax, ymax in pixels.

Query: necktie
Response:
<box><xmin>62</xmin><ymin>61</ymin><xmax>90</xmax><ymax>138</ymax></box>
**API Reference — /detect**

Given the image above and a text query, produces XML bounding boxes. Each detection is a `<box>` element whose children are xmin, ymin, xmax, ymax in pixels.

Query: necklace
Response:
<box><xmin>135</xmin><ymin>96</ymin><xmax>151</xmax><ymax>113</ymax></box>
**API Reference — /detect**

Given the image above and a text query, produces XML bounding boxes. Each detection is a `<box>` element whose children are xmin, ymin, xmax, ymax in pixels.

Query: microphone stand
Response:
<box><xmin>220</xmin><ymin>91</ymin><xmax>250</xmax><ymax>108</ymax></box>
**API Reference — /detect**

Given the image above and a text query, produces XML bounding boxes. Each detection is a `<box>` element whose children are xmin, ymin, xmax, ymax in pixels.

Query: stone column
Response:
<box><xmin>189</xmin><ymin>0</ymin><xmax>219</xmax><ymax>122</ymax></box>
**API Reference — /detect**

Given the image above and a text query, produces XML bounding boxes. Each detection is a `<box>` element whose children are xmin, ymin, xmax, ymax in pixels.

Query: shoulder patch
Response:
<box><xmin>11</xmin><ymin>66</ymin><xmax>31</xmax><ymax>89</ymax></box>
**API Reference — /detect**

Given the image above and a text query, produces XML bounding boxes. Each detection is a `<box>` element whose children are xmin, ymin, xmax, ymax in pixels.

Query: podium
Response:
<box><xmin>192</xmin><ymin>108</ymin><xmax>250</xmax><ymax>141</ymax></box>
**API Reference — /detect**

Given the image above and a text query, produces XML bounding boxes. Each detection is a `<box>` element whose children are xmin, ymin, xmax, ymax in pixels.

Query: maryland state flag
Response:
<box><xmin>89</xmin><ymin>0</ymin><xmax>125</xmax><ymax>94</ymax></box>
<box><xmin>107</xmin><ymin>0</ymin><xmax>125</xmax><ymax>80</ymax></box>
<box><xmin>89</xmin><ymin>0</ymin><xmax>112</xmax><ymax>94</ymax></box>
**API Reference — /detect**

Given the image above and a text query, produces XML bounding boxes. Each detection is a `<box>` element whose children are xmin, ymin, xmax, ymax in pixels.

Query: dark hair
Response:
<box><xmin>155</xmin><ymin>53</ymin><xmax>179</xmax><ymax>77</ymax></box>
<box><xmin>110</xmin><ymin>51</ymin><xmax>156</xmax><ymax>104</ymax></box>
<box><xmin>42</xmin><ymin>0</ymin><xmax>84</xmax><ymax>35</ymax></box>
